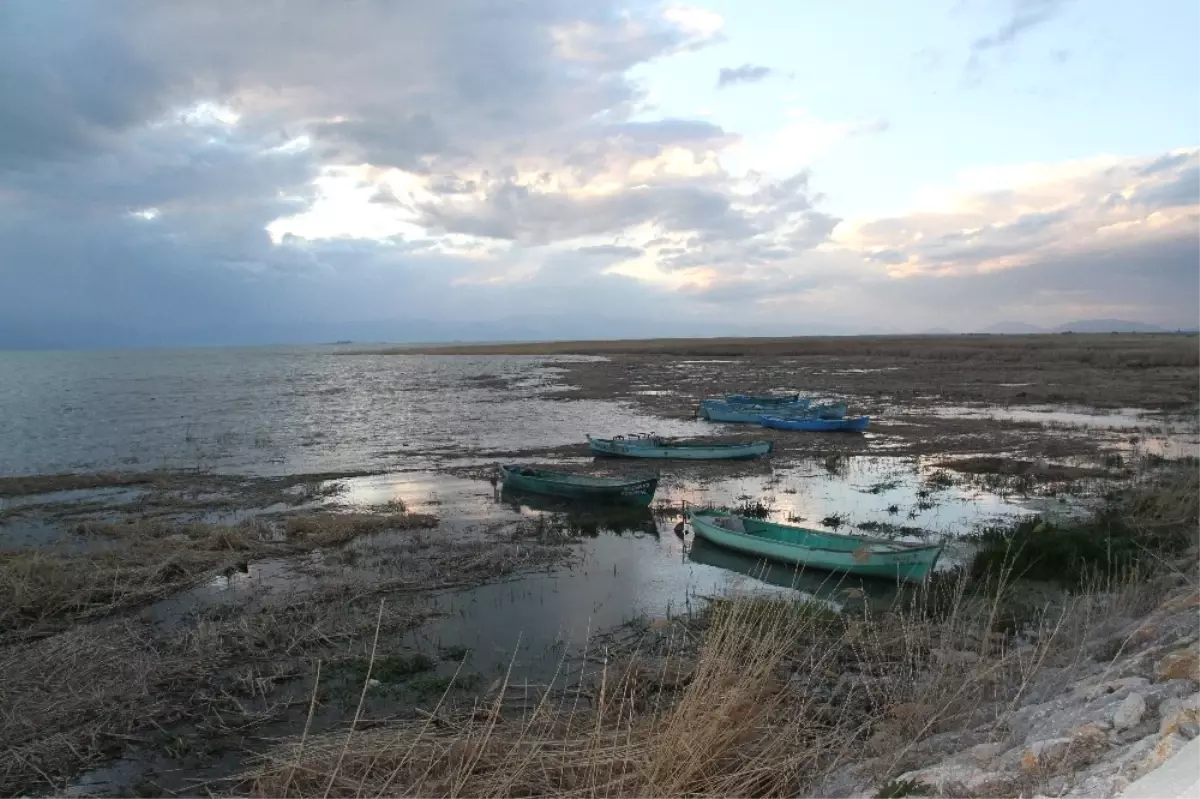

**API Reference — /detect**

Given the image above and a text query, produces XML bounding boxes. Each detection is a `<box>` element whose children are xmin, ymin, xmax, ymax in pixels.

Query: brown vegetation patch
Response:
<box><xmin>936</xmin><ymin>457</ymin><xmax>1111</xmax><ymax>481</ymax></box>
<box><xmin>1</xmin><ymin>510</ymin><xmax>437</xmax><ymax>641</ymax></box>
<box><xmin>0</xmin><ymin>471</ymin><xmax>161</xmax><ymax>497</ymax></box>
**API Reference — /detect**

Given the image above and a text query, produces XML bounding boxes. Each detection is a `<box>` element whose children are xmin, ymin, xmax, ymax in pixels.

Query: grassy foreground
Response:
<box><xmin>238</xmin><ymin>464</ymin><xmax>1199</xmax><ymax>798</ymax></box>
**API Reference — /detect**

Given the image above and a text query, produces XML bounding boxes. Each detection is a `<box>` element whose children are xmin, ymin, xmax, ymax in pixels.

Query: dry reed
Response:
<box><xmin>237</xmin><ymin>558</ymin><xmax>1171</xmax><ymax>799</ymax></box>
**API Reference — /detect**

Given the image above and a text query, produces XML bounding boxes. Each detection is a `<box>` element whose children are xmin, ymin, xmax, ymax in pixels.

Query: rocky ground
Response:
<box><xmin>821</xmin><ymin>579</ymin><xmax>1200</xmax><ymax>798</ymax></box>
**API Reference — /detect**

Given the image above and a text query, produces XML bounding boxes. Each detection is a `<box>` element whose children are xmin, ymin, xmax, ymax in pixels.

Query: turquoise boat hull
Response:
<box><xmin>810</xmin><ymin>402</ymin><xmax>849</xmax><ymax>420</ymax></box>
<box><xmin>760</xmin><ymin>415</ymin><xmax>870</xmax><ymax>432</ymax></box>
<box><xmin>588</xmin><ymin>434</ymin><xmax>773</xmax><ymax>460</ymax></box>
<box><xmin>498</xmin><ymin>465</ymin><xmax>658</xmax><ymax>506</ymax></box>
<box><xmin>687</xmin><ymin>509</ymin><xmax>942</xmax><ymax>583</ymax></box>
<box><xmin>724</xmin><ymin>393</ymin><xmax>805</xmax><ymax>406</ymax></box>
<box><xmin>699</xmin><ymin>400</ymin><xmax>778</xmax><ymax>423</ymax></box>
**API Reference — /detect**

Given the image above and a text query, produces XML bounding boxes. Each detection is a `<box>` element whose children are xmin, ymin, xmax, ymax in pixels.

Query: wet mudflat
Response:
<box><xmin>1</xmin><ymin>335</ymin><xmax>1197</xmax><ymax>796</ymax></box>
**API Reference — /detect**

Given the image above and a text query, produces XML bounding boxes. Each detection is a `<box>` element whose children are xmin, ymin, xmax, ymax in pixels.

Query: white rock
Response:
<box><xmin>1026</xmin><ymin>736</ymin><xmax>1072</xmax><ymax>763</ymax></box>
<box><xmin>897</xmin><ymin>763</ymin><xmax>1014</xmax><ymax>796</ymax></box>
<box><xmin>1124</xmin><ymin>734</ymin><xmax>1199</xmax><ymax>793</ymax></box>
<box><xmin>964</xmin><ymin>741</ymin><xmax>1012</xmax><ymax>766</ymax></box>
<box><xmin>1114</xmin><ymin>693</ymin><xmax>1148</xmax><ymax>730</ymax></box>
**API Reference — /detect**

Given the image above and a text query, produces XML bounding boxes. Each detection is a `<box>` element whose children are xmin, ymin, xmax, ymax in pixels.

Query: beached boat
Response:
<box><xmin>498</xmin><ymin>464</ymin><xmax>658</xmax><ymax>505</ymax></box>
<box><xmin>699</xmin><ymin>401</ymin><xmax>763</xmax><ymax>423</ymax></box>
<box><xmin>760</xmin><ymin>415</ymin><xmax>870</xmax><ymax>432</ymax></box>
<box><xmin>686</xmin><ymin>508</ymin><xmax>942</xmax><ymax>583</ymax></box>
<box><xmin>588</xmin><ymin>434</ymin><xmax>774</xmax><ymax>460</ymax></box>
<box><xmin>810</xmin><ymin>402</ymin><xmax>849</xmax><ymax>420</ymax></box>
<box><xmin>724</xmin><ymin>393</ymin><xmax>805</xmax><ymax>406</ymax></box>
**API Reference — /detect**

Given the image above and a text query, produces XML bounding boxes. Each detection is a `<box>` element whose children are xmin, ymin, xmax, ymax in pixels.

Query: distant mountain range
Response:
<box><xmin>975</xmin><ymin>319</ymin><xmax>1186</xmax><ymax>335</ymax></box>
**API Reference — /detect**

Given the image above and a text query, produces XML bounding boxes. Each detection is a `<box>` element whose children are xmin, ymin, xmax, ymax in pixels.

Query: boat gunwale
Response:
<box><xmin>587</xmin><ymin>435</ymin><xmax>773</xmax><ymax>451</ymax></box>
<box><xmin>500</xmin><ymin>464</ymin><xmax>658</xmax><ymax>489</ymax></box>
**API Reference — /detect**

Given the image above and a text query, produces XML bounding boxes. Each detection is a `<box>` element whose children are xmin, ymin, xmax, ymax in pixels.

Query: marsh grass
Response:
<box><xmin>0</xmin><ymin>511</ymin><xmax>437</xmax><ymax>639</ymax></box>
<box><xmin>377</xmin><ymin>333</ymin><xmax>1200</xmax><ymax>368</ymax></box>
<box><xmin>238</xmin><ymin>569</ymin><xmax>1167</xmax><ymax>799</ymax></box>
<box><xmin>968</xmin><ymin>462</ymin><xmax>1198</xmax><ymax>588</ymax></box>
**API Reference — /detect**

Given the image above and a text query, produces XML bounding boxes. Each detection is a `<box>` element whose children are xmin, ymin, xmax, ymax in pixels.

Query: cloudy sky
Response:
<box><xmin>1</xmin><ymin>0</ymin><xmax>1197</xmax><ymax>346</ymax></box>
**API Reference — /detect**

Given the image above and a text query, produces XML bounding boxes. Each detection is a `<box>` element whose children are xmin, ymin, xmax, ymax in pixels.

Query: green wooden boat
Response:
<box><xmin>498</xmin><ymin>464</ymin><xmax>658</xmax><ymax>506</ymax></box>
<box><xmin>686</xmin><ymin>508</ymin><xmax>943</xmax><ymax>583</ymax></box>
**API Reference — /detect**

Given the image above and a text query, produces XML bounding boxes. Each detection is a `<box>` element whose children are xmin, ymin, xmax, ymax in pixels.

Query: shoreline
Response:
<box><xmin>1</xmin><ymin>335</ymin><xmax>1197</xmax><ymax>797</ymax></box>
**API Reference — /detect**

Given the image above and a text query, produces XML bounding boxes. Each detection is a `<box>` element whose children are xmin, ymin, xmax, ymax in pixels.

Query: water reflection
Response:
<box><xmin>500</xmin><ymin>488</ymin><xmax>659</xmax><ymax>537</ymax></box>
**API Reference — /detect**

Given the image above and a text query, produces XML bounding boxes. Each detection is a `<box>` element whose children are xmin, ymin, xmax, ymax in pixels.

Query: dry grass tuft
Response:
<box><xmin>0</xmin><ymin>471</ymin><xmax>161</xmax><ymax>497</ymax></box>
<box><xmin>237</xmin><ymin>548</ymin><xmax>1189</xmax><ymax>799</ymax></box>
<box><xmin>1</xmin><ymin>511</ymin><xmax>437</xmax><ymax>640</ymax></box>
<box><xmin>282</xmin><ymin>512</ymin><xmax>436</xmax><ymax>545</ymax></box>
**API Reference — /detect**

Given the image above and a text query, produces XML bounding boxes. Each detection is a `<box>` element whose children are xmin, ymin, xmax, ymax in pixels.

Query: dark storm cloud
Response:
<box><xmin>717</xmin><ymin>64</ymin><xmax>773</xmax><ymax>88</ymax></box>
<box><xmin>0</xmin><ymin>0</ymin><xmax>756</xmax><ymax>345</ymax></box>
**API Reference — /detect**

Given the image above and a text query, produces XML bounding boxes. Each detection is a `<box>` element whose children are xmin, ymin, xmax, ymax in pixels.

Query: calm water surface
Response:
<box><xmin>0</xmin><ymin>347</ymin><xmax>710</xmax><ymax>476</ymax></box>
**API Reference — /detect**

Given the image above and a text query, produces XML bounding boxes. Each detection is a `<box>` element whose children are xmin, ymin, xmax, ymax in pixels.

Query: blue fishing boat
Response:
<box><xmin>760</xmin><ymin>415</ymin><xmax>870</xmax><ymax>432</ymax></box>
<box><xmin>588</xmin><ymin>434</ymin><xmax>773</xmax><ymax>460</ymax></box>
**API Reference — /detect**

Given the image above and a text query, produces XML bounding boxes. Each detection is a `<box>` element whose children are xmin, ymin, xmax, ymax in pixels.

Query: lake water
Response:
<box><xmin>0</xmin><ymin>347</ymin><xmax>712</xmax><ymax>476</ymax></box>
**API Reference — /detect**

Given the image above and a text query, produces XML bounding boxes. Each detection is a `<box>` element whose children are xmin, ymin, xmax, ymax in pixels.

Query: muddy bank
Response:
<box><xmin>381</xmin><ymin>333</ymin><xmax>1199</xmax><ymax>409</ymax></box>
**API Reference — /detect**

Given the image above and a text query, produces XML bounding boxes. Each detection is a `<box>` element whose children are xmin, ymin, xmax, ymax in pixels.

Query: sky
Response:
<box><xmin>1</xmin><ymin>0</ymin><xmax>1197</xmax><ymax>347</ymax></box>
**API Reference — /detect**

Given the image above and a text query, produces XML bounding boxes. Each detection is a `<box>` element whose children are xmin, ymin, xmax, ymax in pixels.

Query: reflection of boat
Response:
<box><xmin>725</xmin><ymin>394</ymin><xmax>805</xmax><ymax>406</ymax></box>
<box><xmin>760</xmin><ymin>415</ymin><xmax>870</xmax><ymax>433</ymax></box>
<box><xmin>687</xmin><ymin>509</ymin><xmax>942</xmax><ymax>583</ymax></box>
<box><xmin>588</xmin><ymin>434</ymin><xmax>773</xmax><ymax>460</ymax></box>
<box><xmin>498</xmin><ymin>465</ymin><xmax>658</xmax><ymax>506</ymax></box>
<box><xmin>500</xmin><ymin>488</ymin><xmax>658</xmax><ymax>536</ymax></box>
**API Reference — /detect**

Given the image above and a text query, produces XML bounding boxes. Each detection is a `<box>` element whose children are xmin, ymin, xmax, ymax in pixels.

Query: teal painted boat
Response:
<box><xmin>760</xmin><ymin>415</ymin><xmax>870</xmax><ymax>432</ymax></box>
<box><xmin>686</xmin><ymin>508</ymin><xmax>942</xmax><ymax>583</ymax></box>
<box><xmin>498</xmin><ymin>464</ymin><xmax>658</xmax><ymax>506</ymax></box>
<box><xmin>810</xmin><ymin>402</ymin><xmax>849</xmax><ymax>420</ymax></box>
<box><xmin>588</xmin><ymin>434</ymin><xmax>773</xmax><ymax>460</ymax></box>
<box><xmin>724</xmin><ymin>393</ymin><xmax>805</xmax><ymax>406</ymax></box>
<box><xmin>700</xmin><ymin>401</ymin><xmax>764</xmax><ymax>423</ymax></box>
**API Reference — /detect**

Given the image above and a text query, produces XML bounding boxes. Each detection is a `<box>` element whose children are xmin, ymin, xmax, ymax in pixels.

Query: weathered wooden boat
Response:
<box><xmin>588</xmin><ymin>434</ymin><xmax>774</xmax><ymax>460</ymax></box>
<box><xmin>686</xmin><ymin>508</ymin><xmax>943</xmax><ymax>583</ymax></box>
<box><xmin>498</xmin><ymin>464</ymin><xmax>658</xmax><ymax>505</ymax></box>
<box><xmin>724</xmin><ymin>393</ymin><xmax>806</xmax><ymax>406</ymax></box>
<box><xmin>760</xmin><ymin>415</ymin><xmax>870</xmax><ymax>432</ymax></box>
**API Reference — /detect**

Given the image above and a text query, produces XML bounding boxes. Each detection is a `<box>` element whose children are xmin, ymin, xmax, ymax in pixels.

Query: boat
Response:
<box><xmin>809</xmin><ymin>402</ymin><xmax>849</xmax><ymax>420</ymax></box>
<box><xmin>497</xmin><ymin>464</ymin><xmax>658</xmax><ymax>506</ymax></box>
<box><xmin>760</xmin><ymin>415</ymin><xmax>870</xmax><ymax>432</ymax></box>
<box><xmin>724</xmin><ymin>393</ymin><xmax>805</xmax><ymax>406</ymax></box>
<box><xmin>588</xmin><ymin>434</ymin><xmax>774</xmax><ymax>460</ymax></box>
<box><xmin>699</xmin><ymin>401</ymin><xmax>769</xmax><ymax>423</ymax></box>
<box><xmin>686</xmin><ymin>508</ymin><xmax>943</xmax><ymax>583</ymax></box>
